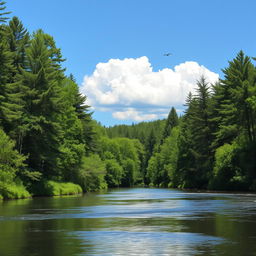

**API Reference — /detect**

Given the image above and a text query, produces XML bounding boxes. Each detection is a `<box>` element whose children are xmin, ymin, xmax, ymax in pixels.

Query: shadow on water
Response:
<box><xmin>1</xmin><ymin>188</ymin><xmax>256</xmax><ymax>255</ymax></box>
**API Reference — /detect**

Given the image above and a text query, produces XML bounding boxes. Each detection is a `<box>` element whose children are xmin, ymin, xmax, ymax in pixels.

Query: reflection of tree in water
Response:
<box><xmin>1</xmin><ymin>189</ymin><xmax>256</xmax><ymax>255</ymax></box>
<box><xmin>0</xmin><ymin>194</ymin><xmax>104</xmax><ymax>256</ymax></box>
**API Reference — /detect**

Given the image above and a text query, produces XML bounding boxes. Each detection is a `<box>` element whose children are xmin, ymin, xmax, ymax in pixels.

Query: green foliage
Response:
<box><xmin>147</xmin><ymin>127</ymin><xmax>180</xmax><ymax>187</ymax></box>
<box><xmin>13</xmin><ymin>30</ymin><xmax>66</xmax><ymax>178</ymax></box>
<box><xmin>7</xmin><ymin>16</ymin><xmax>30</xmax><ymax>72</ymax></box>
<box><xmin>0</xmin><ymin>10</ymin><xmax>15</xmax><ymax>130</ymax></box>
<box><xmin>121</xmin><ymin>158</ymin><xmax>137</xmax><ymax>187</ymax></box>
<box><xmin>176</xmin><ymin>77</ymin><xmax>213</xmax><ymax>189</ymax></box>
<box><xmin>209</xmin><ymin>139</ymin><xmax>253</xmax><ymax>191</ymax></box>
<box><xmin>145</xmin><ymin>129</ymin><xmax>157</xmax><ymax>161</ymax></box>
<box><xmin>162</xmin><ymin>107</ymin><xmax>179</xmax><ymax>140</ymax></box>
<box><xmin>216</xmin><ymin>51</ymin><xmax>256</xmax><ymax>144</ymax></box>
<box><xmin>209</xmin><ymin>143</ymin><xmax>237</xmax><ymax>190</ymax></box>
<box><xmin>56</xmin><ymin>78</ymin><xmax>86</xmax><ymax>181</ymax></box>
<box><xmin>105</xmin><ymin>119</ymin><xmax>165</xmax><ymax>146</ymax></box>
<box><xmin>98</xmin><ymin>136</ymin><xmax>144</xmax><ymax>186</ymax></box>
<box><xmin>77</xmin><ymin>155</ymin><xmax>107</xmax><ymax>192</ymax></box>
<box><xmin>146</xmin><ymin>153</ymin><xmax>161</xmax><ymax>186</ymax></box>
<box><xmin>105</xmin><ymin>159</ymin><xmax>123</xmax><ymax>187</ymax></box>
<box><xmin>162</xmin><ymin>127</ymin><xmax>180</xmax><ymax>187</ymax></box>
<box><xmin>0</xmin><ymin>1</ymin><xmax>10</xmax><ymax>23</ymax></box>
<box><xmin>37</xmin><ymin>180</ymin><xmax>82</xmax><ymax>196</ymax></box>
<box><xmin>0</xmin><ymin>128</ymin><xmax>25</xmax><ymax>183</ymax></box>
<box><xmin>0</xmin><ymin>182</ymin><xmax>30</xmax><ymax>199</ymax></box>
<box><xmin>99</xmin><ymin>136</ymin><xmax>121</xmax><ymax>161</ymax></box>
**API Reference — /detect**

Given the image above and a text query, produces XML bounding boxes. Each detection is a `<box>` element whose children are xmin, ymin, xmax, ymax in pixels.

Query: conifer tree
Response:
<box><xmin>17</xmin><ymin>30</ymin><xmax>65</xmax><ymax>177</ymax></box>
<box><xmin>0</xmin><ymin>17</ymin><xmax>30</xmax><ymax>138</ymax></box>
<box><xmin>7</xmin><ymin>16</ymin><xmax>30</xmax><ymax>73</ymax></box>
<box><xmin>218</xmin><ymin>51</ymin><xmax>256</xmax><ymax>143</ymax></box>
<box><xmin>68</xmin><ymin>74</ymin><xmax>96</xmax><ymax>152</ymax></box>
<box><xmin>177</xmin><ymin>77</ymin><xmax>212</xmax><ymax>188</ymax></box>
<box><xmin>0</xmin><ymin>1</ymin><xmax>10</xmax><ymax>23</ymax></box>
<box><xmin>0</xmin><ymin>1</ymin><xmax>14</xmax><ymax>130</ymax></box>
<box><xmin>162</xmin><ymin>107</ymin><xmax>179</xmax><ymax>140</ymax></box>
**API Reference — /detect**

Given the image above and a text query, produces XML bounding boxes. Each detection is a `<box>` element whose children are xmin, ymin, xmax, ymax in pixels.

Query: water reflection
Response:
<box><xmin>70</xmin><ymin>230</ymin><xmax>223</xmax><ymax>255</ymax></box>
<box><xmin>1</xmin><ymin>188</ymin><xmax>256</xmax><ymax>255</ymax></box>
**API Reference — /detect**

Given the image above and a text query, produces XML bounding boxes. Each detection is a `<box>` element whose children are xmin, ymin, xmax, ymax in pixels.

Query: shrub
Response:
<box><xmin>77</xmin><ymin>155</ymin><xmax>107</xmax><ymax>192</ymax></box>
<box><xmin>36</xmin><ymin>180</ymin><xmax>82</xmax><ymax>196</ymax></box>
<box><xmin>209</xmin><ymin>143</ymin><xmax>237</xmax><ymax>190</ymax></box>
<box><xmin>0</xmin><ymin>182</ymin><xmax>31</xmax><ymax>199</ymax></box>
<box><xmin>121</xmin><ymin>159</ymin><xmax>136</xmax><ymax>187</ymax></box>
<box><xmin>0</xmin><ymin>129</ymin><xmax>26</xmax><ymax>184</ymax></box>
<box><xmin>105</xmin><ymin>159</ymin><xmax>123</xmax><ymax>187</ymax></box>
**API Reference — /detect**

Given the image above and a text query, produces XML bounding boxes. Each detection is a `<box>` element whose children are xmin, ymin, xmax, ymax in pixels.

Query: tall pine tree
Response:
<box><xmin>18</xmin><ymin>30</ymin><xmax>65</xmax><ymax>178</ymax></box>
<box><xmin>162</xmin><ymin>107</ymin><xmax>179</xmax><ymax>141</ymax></box>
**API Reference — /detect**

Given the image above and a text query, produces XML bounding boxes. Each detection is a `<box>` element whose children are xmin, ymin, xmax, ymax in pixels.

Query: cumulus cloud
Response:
<box><xmin>112</xmin><ymin>108</ymin><xmax>158</xmax><ymax>122</ymax></box>
<box><xmin>81</xmin><ymin>56</ymin><xmax>219</xmax><ymax>121</ymax></box>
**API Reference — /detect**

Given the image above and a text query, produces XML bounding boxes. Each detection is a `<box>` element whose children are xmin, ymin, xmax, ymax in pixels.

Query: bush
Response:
<box><xmin>35</xmin><ymin>180</ymin><xmax>82</xmax><ymax>196</ymax></box>
<box><xmin>77</xmin><ymin>155</ymin><xmax>107</xmax><ymax>192</ymax></box>
<box><xmin>105</xmin><ymin>159</ymin><xmax>123</xmax><ymax>187</ymax></box>
<box><xmin>0</xmin><ymin>183</ymin><xmax>31</xmax><ymax>199</ymax></box>
<box><xmin>121</xmin><ymin>159</ymin><xmax>136</xmax><ymax>187</ymax></box>
<box><xmin>0</xmin><ymin>129</ymin><xmax>26</xmax><ymax>184</ymax></box>
<box><xmin>209</xmin><ymin>143</ymin><xmax>238</xmax><ymax>190</ymax></box>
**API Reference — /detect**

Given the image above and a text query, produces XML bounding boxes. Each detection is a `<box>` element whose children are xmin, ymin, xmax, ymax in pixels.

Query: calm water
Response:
<box><xmin>1</xmin><ymin>188</ymin><xmax>256</xmax><ymax>256</ymax></box>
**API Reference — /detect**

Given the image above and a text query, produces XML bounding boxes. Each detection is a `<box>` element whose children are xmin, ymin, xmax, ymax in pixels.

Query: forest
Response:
<box><xmin>0</xmin><ymin>1</ymin><xmax>256</xmax><ymax>200</ymax></box>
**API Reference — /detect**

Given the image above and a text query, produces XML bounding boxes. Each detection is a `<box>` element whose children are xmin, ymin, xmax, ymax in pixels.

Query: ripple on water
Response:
<box><xmin>68</xmin><ymin>230</ymin><xmax>225</xmax><ymax>256</ymax></box>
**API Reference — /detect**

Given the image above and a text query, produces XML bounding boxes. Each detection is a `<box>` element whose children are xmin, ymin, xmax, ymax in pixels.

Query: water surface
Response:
<box><xmin>1</xmin><ymin>188</ymin><xmax>256</xmax><ymax>255</ymax></box>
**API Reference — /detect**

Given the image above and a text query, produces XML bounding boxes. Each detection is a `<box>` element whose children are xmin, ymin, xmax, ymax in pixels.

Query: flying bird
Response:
<box><xmin>163</xmin><ymin>53</ymin><xmax>172</xmax><ymax>56</ymax></box>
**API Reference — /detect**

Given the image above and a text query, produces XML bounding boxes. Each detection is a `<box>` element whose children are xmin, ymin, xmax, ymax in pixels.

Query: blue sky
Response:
<box><xmin>6</xmin><ymin>0</ymin><xmax>256</xmax><ymax>126</ymax></box>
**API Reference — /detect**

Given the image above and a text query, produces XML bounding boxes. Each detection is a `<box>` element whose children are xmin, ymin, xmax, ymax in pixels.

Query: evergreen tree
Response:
<box><xmin>0</xmin><ymin>17</ymin><xmax>30</xmax><ymax>138</ymax></box>
<box><xmin>17</xmin><ymin>30</ymin><xmax>65</xmax><ymax>177</ymax></box>
<box><xmin>0</xmin><ymin>128</ymin><xmax>25</xmax><ymax>184</ymax></box>
<box><xmin>145</xmin><ymin>129</ymin><xmax>156</xmax><ymax>159</ymax></box>
<box><xmin>176</xmin><ymin>93</ymin><xmax>197</xmax><ymax>187</ymax></box>
<box><xmin>210</xmin><ymin>51</ymin><xmax>256</xmax><ymax>183</ymax></box>
<box><xmin>0</xmin><ymin>1</ymin><xmax>13</xmax><ymax>129</ymax></box>
<box><xmin>7</xmin><ymin>16</ymin><xmax>30</xmax><ymax>73</ymax></box>
<box><xmin>217</xmin><ymin>51</ymin><xmax>256</xmax><ymax>144</ymax></box>
<box><xmin>65</xmin><ymin>76</ymin><xmax>95</xmax><ymax>153</ymax></box>
<box><xmin>177</xmin><ymin>77</ymin><xmax>213</xmax><ymax>188</ymax></box>
<box><xmin>0</xmin><ymin>1</ymin><xmax>10</xmax><ymax>23</ymax></box>
<box><xmin>162</xmin><ymin>107</ymin><xmax>179</xmax><ymax>141</ymax></box>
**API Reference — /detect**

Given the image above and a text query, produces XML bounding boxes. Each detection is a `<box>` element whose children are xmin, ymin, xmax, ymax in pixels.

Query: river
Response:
<box><xmin>0</xmin><ymin>188</ymin><xmax>256</xmax><ymax>255</ymax></box>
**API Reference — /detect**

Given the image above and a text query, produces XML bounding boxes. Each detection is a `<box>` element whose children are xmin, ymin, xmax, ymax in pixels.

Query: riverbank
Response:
<box><xmin>0</xmin><ymin>181</ymin><xmax>83</xmax><ymax>200</ymax></box>
<box><xmin>2</xmin><ymin>181</ymin><xmax>256</xmax><ymax>202</ymax></box>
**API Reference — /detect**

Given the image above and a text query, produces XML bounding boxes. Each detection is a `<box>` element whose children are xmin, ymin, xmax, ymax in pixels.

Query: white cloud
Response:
<box><xmin>113</xmin><ymin>108</ymin><xmax>158</xmax><ymax>121</ymax></box>
<box><xmin>81</xmin><ymin>56</ymin><xmax>219</xmax><ymax>122</ymax></box>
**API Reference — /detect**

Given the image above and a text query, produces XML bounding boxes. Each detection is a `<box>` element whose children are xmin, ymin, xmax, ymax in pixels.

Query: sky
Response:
<box><xmin>6</xmin><ymin>0</ymin><xmax>256</xmax><ymax>126</ymax></box>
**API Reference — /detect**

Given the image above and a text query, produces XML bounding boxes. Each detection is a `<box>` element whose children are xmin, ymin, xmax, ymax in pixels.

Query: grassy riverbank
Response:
<box><xmin>0</xmin><ymin>181</ymin><xmax>83</xmax><ymax>200</ymax></box>
<box><xmin>37</xmin><ymin>181</ymin><xmax>83</xmax><ymax>196</ymax></box>
<box><xmin>0</xmin><ymin>183</ymin><xmax>31</xmax><ymax>200</ymax></box>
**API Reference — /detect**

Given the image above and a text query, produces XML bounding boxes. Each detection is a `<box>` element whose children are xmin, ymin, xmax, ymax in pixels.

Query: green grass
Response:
<box><xmin>42</xmin><ymin>181</ymin><xmax>83</xmax><ymax>196</ymax></box>
<box><xmin>0</xmin><ymin>183</ymin><xmax>31</xmax><ymax>200</ymax></box>
<box><xmin>0</xmin><ymin>194</ymin><xmax>3</xmax><ymax>200</ymax></box>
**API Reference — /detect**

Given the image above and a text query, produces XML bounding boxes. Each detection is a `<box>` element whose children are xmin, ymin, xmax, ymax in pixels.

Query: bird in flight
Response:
<box><xmin>163</xmin><ymin>53</ymin><xmax>172</xmax><ymax>56</ymax></box>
